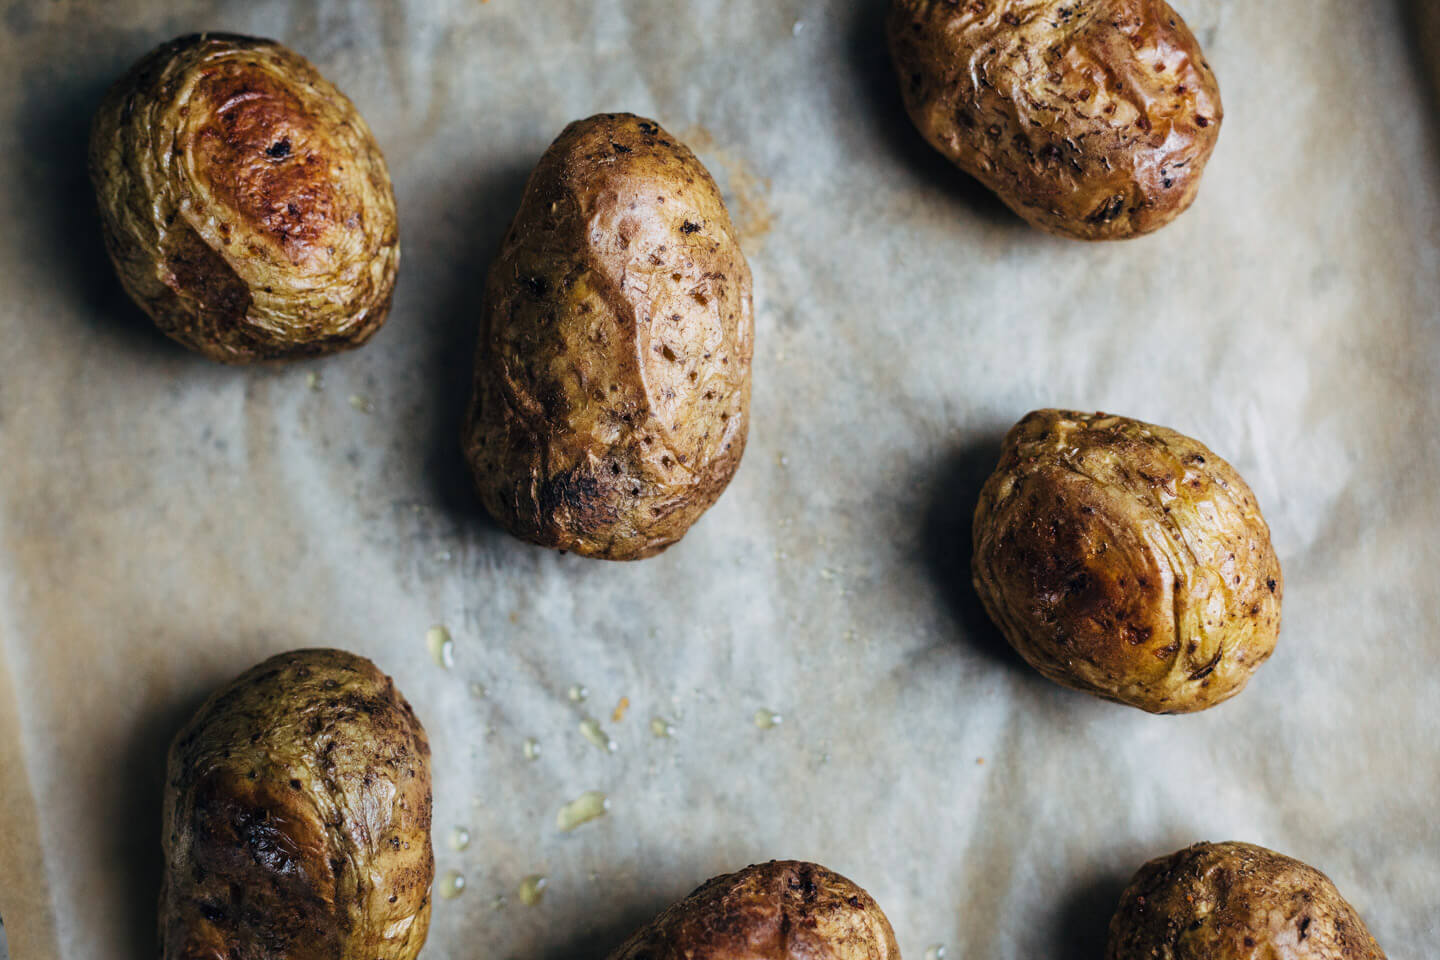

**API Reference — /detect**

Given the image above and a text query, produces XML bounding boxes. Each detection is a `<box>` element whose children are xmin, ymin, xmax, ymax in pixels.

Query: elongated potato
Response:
<box><xmin>887</xmin><ymin>1</ymin><xmax>1223</xmax><ymax>239</ymax></box>
<box><xmin>464</xmin><ymin>113</ymin><xmax>754</xmax><ymax>560</ymax></box>
<box><xmin>606</xmin><ymin>861</ymin><xmax>900</xmax><ymax>960</ymax></box>
<box><xmin>160</xmin><ymin>649</ymin><xmax>432</xmax><ymax>960</ymax></box>
<box><xmin>90</xmin><ymin>34</ymin><xmax>399</xmax><ymax>362</ymax></box>
<box><xmin>1108</xmin><ymin>842</ymin><xmax>1387</xmax><ymax>959</ymax></box>
<box><xmin>972</xmin><ymin>410</ymin><xmax>1281</xmax><ymax>713</ymax></box>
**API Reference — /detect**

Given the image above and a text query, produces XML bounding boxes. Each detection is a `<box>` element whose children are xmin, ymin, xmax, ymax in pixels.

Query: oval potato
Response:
<box><xmin>89</xmin><ymin>33</ymin><xmax>399</xmax><ymax>362</ymax></box>
<box><xmin>464</xmin><ymin>113</ymin><xmax>754</xmax><ymax>560</ymax></box>
<box><xmin>971</xmin><ymin>410</ymin><xmax>1281</xmax><ymax>713</ymax></box>
<box><xmin>606</xmin><ymin>860</ymin><xmax>900</xmax><ymax>960</ymax></box>
<box><xmin>160</xmin><ymin>649</ymin><xmax>432</xmax><ymax>960</ymax></box>
<box><xmin>1108</xmin><ymin>842</ymin><xmax>1388</xmax><ymax>959</ymax></box>
<box><xmin>887</xmin><ymin>0</ymin><xmax>1223</xmax><ymax>239</ymax></box>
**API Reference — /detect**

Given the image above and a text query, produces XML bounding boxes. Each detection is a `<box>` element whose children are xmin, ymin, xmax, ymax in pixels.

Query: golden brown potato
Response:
<box><xmin>606</xmin><ymin>860</ymin><xmax>900</xmax><ymax>960</ymax></box>
<box><xmin>463</xmin><ymin>113</ymin><xmax>754</xmax><ymax>560</ymax></box>
<box><xmin>1107</xmin><ymin>842</ymin><xmax>1387</xmax><ymax>959</ymax></box>
<box><xmin>887</xmin><ymin>0</ymin><xmax>1223</xmax><ymax>240</ymax></box>
<box><xmin>89</xmin><ymin>33</ymin><xmax>399</xmax><ymax>363</ymax></box>
<box><xmin>972</xmin><ymin>410</ymin><xmax>1281</xmax><ymax>713</ymax></box>
<box><xmin>160</xmin><ymin>649</ymin><xmax>432</xmax><ymax>960</ymax></box>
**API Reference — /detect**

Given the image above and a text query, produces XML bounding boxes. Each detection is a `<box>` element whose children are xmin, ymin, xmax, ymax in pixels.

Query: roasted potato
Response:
<box><xmin>89</xmin><ymin>33</ymin><xmax>399</xmax><ymax>363</ymax></box>
<box><xmin>1107</xmin><ymin>842</ymin><xmax>1387</xmax><ymax>959</ymax></box>
<box><xmin>971</xmin><ymin>410</ymin><xmax>1281</xmax><ymax>713</ymax></box>
<box><xmin>606</xmin><ymin>860</ymin><xmax>900</xmax><ymax>960</ymax></box>
<box><xmin>463</xmin><ymin>113</ymin><xmax>754</xmax><ymax>560</ymax></box>
<box><xmin>160</xmin><ymin>649</ymin><xmax>432</xmax><ymax>960</ymax></box>
<box><xmin>887</xmin><ymin>0</ymin><xmax>1223</xmax><ymax>240</ymax></box>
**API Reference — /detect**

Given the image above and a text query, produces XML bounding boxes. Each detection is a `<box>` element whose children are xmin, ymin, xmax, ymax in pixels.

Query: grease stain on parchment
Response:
<box><xmin>683</xmin><ymin>125</ymin><xmax>774</xmax><ymax>250</ymax></box>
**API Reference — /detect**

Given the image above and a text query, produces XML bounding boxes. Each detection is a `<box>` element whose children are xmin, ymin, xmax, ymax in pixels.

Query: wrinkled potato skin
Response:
<box><xmin>887</xmin><ymin>0</ymin><xmax>1222</xmax><ymax>240</ymax></box>
<box><xmin>606</xmin><ymin>861</ymin><xmax>900</xmax><ymax>960</ymax></box>
<box><xmin>161</xmin><ymin>649</ymin><xmax>432</xmax><ymax>960</ymax></box>
<box><xmin>1108</xmin><ymin>842</ymin><xmax>1387</xmax><ymax>960</ymax></box>
<box><xmin>972</xmin><ymin>410</ymin><xmax>1281</xmax><ymax>713</ymax></box>
<box><xmin>464</xmin><ymin>113</ymin><xmax>753</xmax><ymax>560</ymax></box>
<box><xmin>89</xmin><ymin>34</ymin><xmax>399</xmax><ymax>363</ymax></box>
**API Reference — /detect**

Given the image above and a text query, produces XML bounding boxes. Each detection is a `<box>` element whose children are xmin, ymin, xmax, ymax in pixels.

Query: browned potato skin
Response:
<box><xmin>463</xmin><ymin>113</ymin><xmax>754</xmax><ymax>560</ymax></box>
<box><xmin>887</xmin><ymin>0</ymin><xmax>1223</xmax><ymax>240</ymax></box>
<box><xmin>160</xmin><ymin>649</ymin><xmax>432</xmax><ymax>960</ymax></box>
<box><xmin>972</xmin><ymin>410</ymin><xmax>1281</xmax><ymax>713</ymax></box>
<box><xmin>606</xmin><ymin>861</ymin><xmax>900</xmax><ymax>960</ymax></box>
<box><xmin>1108</xmin><ymin>842</ymin><xmax>1388</xmax><ymax>959</ymax></box>
<box><xmin>89</xmin><ymin>34</ymin><xmax>399</xmax><ymax>363</ymax></box>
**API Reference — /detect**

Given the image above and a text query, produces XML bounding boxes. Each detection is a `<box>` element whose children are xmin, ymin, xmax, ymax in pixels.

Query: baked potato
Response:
<box><xmin>160</xmin><ymin>649</ymin><xmax>432</xmax><ymax>960</ymax></box>
<box><xmin>1107</xmin><ymin>842</ymin><xmax>1387</xmax><ymax>959</ymax></box>
<box><xmin>606</xmin><ymin>860</ymin><xmax>900</xmax><ymax>960</ymax></box>
<box><xmin>463</xmin><ymin>113</ymin><xmax>754</xmax><ymax>560</ymax></box>
<box><xmin>886</xmin><ymin>0</ymin><xmax>1223</xmax><ymax>240</ymax></box>
<box><xmin>89</xmin><ymin>33</ymin><xmax>399</xmax><ymax>363</ymax></box>
<box><xmin>971</xmin><ymin>410</ymin><xmax>1282</xmax><ymax>713</ymax></box>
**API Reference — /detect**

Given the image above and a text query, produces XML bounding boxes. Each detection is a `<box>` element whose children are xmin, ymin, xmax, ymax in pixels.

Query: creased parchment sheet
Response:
<box><xmin>1</xmin><ymin>1</ymin><xmax>1437</xmax><ymax>957</ymax></box>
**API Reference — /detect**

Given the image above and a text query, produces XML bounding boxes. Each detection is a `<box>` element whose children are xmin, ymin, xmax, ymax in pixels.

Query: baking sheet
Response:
<box><xmin>1</xmin><ymin>0</ymin><xmax>1438</xmax><ymax>957</ymax></box>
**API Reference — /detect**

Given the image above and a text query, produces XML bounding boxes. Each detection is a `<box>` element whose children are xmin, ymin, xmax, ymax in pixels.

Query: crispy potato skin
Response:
<box><xmin>972</xmin><ymin>410</ymin><xmax>1282</xmax><ymax>713</ymax></box>
<box><xmin>89</xmin><ymin>34</ymin><xmax>399</xmax><ymax>363</ymax></box>
<box><xmin>1107</xmin><ymin>842</ymin><xmax>1387</xmax><ymax>959</ymax></box>
<box><xmin>463</xmin><ymin>113</ymin><xmax>754</xmax><ymax>560</ymax></box>
<box><xmin>887</xmin><ymin>0</ymin><xmax>1223</xmax><ymax>240</ymax></box>
<box><xmin>606</xmin><ymin>861</ymin><xmax>900</xmax><ymax>960</ymax></box>
<box><xmin>160</xmin><ymin>649</ymin><xmax>432</xmax><ymax>960</ymax></box>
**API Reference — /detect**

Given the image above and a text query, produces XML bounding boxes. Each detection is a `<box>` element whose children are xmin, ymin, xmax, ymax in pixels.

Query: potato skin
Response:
<box><xmin>1107</xmin><ymin>842</ymin><xmax>1387</xmax><ymax>959</ymax></box>
<box><xmin>160</xmin><ymin>649</ymin><xmax>432</xmax><ymax>960</ymax></box>
<box><xmin>463</xmin><ymin>113</ymin><xmax>753</xmax><ymax>560</ymax></box>
<box><xmin>887</xmin><ymin>0</ymin><xmax>1223</xmax><ymax>240</ymax></box>
<box><xmin>972</xmin><ymin>410</ymin><xmax>1281</xmax><ymax>713</ymax></box>
<box><xmin>89</xmin><ymin>34</ymin><xmax>399</xmax><ymax>363</ymax></box>
<box><xmin>606</xmin><ymin>861</ymin><xmax>900</xmax><ymax>960</ymax></box>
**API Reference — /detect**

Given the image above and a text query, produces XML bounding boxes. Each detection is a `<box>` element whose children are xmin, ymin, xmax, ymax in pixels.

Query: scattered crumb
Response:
<box><xmin>612</xmin><ymin>696</ymin><xmax>630</xmax><ymax>723</ymax></box>
<box><xmin>306</xmin><ymin>371</ymin><xmax>322</xmax><ymax>391</ymax></box>
<box><xmin>976</xmin><ymin>757</ymin><xmax>985</xmax><ymax>765</ymax></box>
<box><xmin>348</xmin><ymin>393</ymin><xmax>372</xmax><ymax>413</ymax></box>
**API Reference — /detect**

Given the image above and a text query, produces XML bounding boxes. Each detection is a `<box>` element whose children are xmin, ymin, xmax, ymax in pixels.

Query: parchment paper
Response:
<box><xmin>1</xmin><ymin>1</ymin><xmax>1437</xmax><ymax>957</ymax></box>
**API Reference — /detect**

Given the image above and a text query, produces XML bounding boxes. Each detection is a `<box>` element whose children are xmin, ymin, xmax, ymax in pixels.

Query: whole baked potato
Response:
<box><xmin>89</xmin><ymin>33</ymin><xmax>399</xmax><ymax>363</ymax></box>
<box><xmin>887</xmin><ymin>0</ymin><xmax>1223</xmax><ymax>240</ymax></box>
<box><xmin>1107</xmin><ymin>842</ymin><xmax>1387</xmax><ymax>959</ymax></box>
<box><xmin>160</xmin><ymin>649</ymin><xmax>432</xmax><ymax>960</ymax></box>
<box><xmin>463</xmin><ymin>113</ymin><xmax>754</xmax><ymax>560</ymax></box>
<box><xmin>971</xmin><ymin>410</ymin><xmax>1282</xmax><ymax>713</ymax></box>
<box><xmin>606</xmin><ymin>860</ymin><xmax>900</xmax><ymax>960</ymax></box>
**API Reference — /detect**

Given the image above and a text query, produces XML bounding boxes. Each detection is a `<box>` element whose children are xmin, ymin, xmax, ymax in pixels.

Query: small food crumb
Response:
<box><xmin>348</xmin><ymin>393</ymin><xmax>372</xmax><ymax>413</ymax></box>
<box><xmin>925</xmin><ymin>945</ymin><xmax>946</xmax><ymax>960</ymax></box>
<box><xmin>470</xmin><ymin>683</ymin><xmax>487</xmax><ymax>698</ymax></box>
<box><xmin>305</xmin><ymin>371</ymin><xmax>322</xmax><ymax>391</ymax></box>
<box><xmin>491</xmin><ymin>895</ymin><xmax>507</xmax><ymax>910</ymax></box>
<box><xmin>556</xmin><ymin>790</ymin><xmax>609</xmax><ymax>832</ymax></box>
<box><xmin>650</xmin><ymin>717</ymin><xmax>674</xmax><ymax>738</ymax></box>
<box><xmin>976</xmin><ymin>757</ymin><xmax>985</xmax><ymax>765</ymax></box>
<box><xmin>753</xmin><ymin>709</ymin><xmax>782</xmax><ymax>730</ymax></box>
<box><xmin>611</xmin><ymin>696</ymin><xmax>630</xmax><ymax>723</ymax></box>
<box><xmin>449</xmin><ymin>827</ymin><xmax>471</xmax><ymax>851</ymax></box>
<box><xmin>579</xmin><ymin>717</ymin><xmax>617</xmax><ymax>752</ymax></box>
<box><xmin>517</xmin><ymin>874</ymin><xmax>548</xmax><ymax>907</ymax></box>
<box><xmin>426</xmin><ymin>625</ymin><xmax>454</xmax><ymax>669</ymax></box>
<box><xmin>568</xmin><ymin>684</ymin><xmax>588</xmax><ymax>703</ymax></box>
<box><xmin>523</xmin><ymin>737</ymin><xmax>541</xmax><ymax>761</ymax></box>
<box><xmin>438</xmin><ymin>870</ymin><xmax>466</xmax><ymax>899</ymax></box>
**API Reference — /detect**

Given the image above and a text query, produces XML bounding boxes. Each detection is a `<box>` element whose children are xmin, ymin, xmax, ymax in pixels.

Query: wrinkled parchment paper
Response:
<box><xmin>1</xmin><ymin>1</ymin><xmax>1438</xmax><ymax>957</ymax></box>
